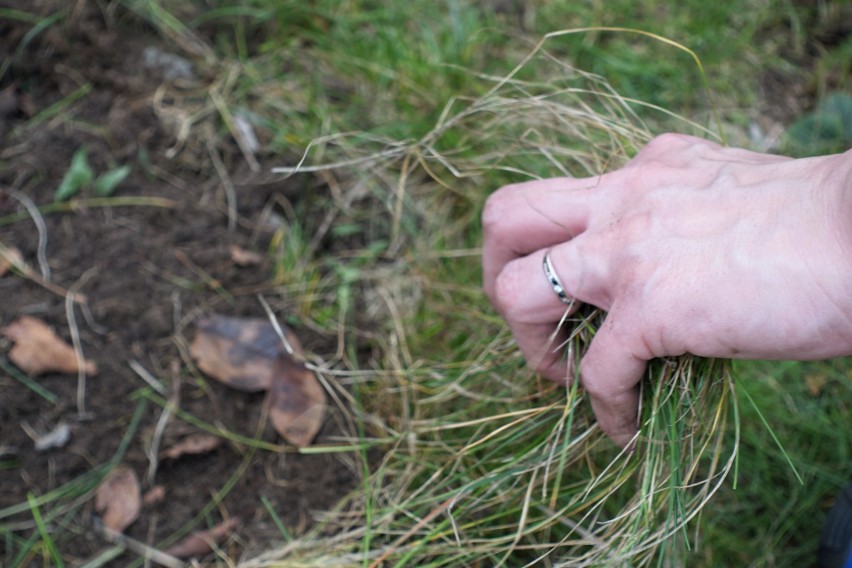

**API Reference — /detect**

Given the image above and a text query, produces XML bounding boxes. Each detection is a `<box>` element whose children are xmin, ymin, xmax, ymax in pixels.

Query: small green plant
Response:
<box><xmin>784</xmin><ymin>92</ymin><xmax>852</xmax><ymax>157</ymax></box>
<box><xmin>54</xmin><ymin>147</ymin><xmax>131</xmax><ymax>201</ymax></box>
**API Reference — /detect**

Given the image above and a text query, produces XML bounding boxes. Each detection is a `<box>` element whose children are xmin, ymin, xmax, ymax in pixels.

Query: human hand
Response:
<box><xmin>482</xmin><ymin>133</ymin><xmax>852</xmax><ymax>447</ymax></box>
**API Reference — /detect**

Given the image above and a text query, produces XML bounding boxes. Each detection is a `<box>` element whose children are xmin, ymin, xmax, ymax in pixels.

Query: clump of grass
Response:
<box><xmin>251</xmin><ymin>37</ymin><xmax>737</xmax><ymax>567</ymax></box>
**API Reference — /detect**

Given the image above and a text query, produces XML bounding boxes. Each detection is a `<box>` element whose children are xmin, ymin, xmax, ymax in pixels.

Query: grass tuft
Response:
<box><xmin>254</xmin><ymin>35</ymin><xmax>740</xmax><ymax>566</ymax></box>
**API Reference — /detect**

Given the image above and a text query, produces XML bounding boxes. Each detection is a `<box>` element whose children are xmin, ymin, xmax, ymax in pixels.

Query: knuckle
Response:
<box><xmin>613</xmin><ymin>160</ymin><xmax>675</xmax><ymax>194</ymax></box>
<box><xmin>635</xmin><ymin>133</ymin><xmax>721</xmax><ymax>168</ymax></box>
<box><xmin>646</xmin><ymin>132</ymin><xmax>694</xmax><ymax>152</ymax></box>
<box><xmin>631</xmin><ymin>133</ymin><xmax>701</xmax><ymax>169</ymax></box>
<box><xmin>481</xmin><ymin>184</ymin><xmax>520</xmax><ymax>237</ymax></box>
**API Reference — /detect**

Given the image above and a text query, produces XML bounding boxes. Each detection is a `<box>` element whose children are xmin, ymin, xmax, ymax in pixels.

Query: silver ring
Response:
<box><xmin>543</xmin><ymin>251</ymin><xmax>571</xmax><ymax>305</ymax></box>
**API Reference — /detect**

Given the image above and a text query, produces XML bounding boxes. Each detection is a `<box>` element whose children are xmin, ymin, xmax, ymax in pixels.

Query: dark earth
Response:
<box><xmin>1</xmin><ymin>2</ymin><xmax>359</xmax><ymax>565</ymax></box>
<box><xmin>0</xmin><ymin>0</ymin><xmax>849</xmax><ymax>566</ymax></box>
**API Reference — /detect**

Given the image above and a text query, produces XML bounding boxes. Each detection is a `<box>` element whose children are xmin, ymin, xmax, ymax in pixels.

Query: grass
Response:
<box><xmin>3</xmin><ymin>0</ymin><xmax>851</xmax><ymax>566</ymax></box>
<box><xmin>696</xmin><ymin>360</ymin><xmax>852</xmax><ymax>566</ymax></box>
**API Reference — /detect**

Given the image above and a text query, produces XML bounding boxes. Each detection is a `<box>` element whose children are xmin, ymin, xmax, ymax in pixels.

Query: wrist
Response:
<box><xmin>820</xmin><ymin>148</ymin><xmax>852</xmax><ymax>354</ymax></box>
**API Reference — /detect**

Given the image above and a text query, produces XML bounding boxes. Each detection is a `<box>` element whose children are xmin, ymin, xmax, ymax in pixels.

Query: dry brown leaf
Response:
<box><xmin>2</xmin><ymin>316</ymin><xmax>97</xmax><ymax>376</ymax></box>
<box><xmin>0</xmin><ymin>245</ymin><xmax>24</xmax><ymax>277</ymax></box>
<box><xmin>95</xmin><ymin>466</ymin><xmax>141</xmax><ymax>533</ymax></box>
<box><xmin>228</xmin><ymin>244</ymin><xmax>264</xmax><ymax>267</ymax></box>
<box><xmin>190</xmin><ymin>315</ymin><xmax>325</xmax><ymax>446</ymax></box>
<box><xmin>163</xmin><ymin>517</ymin><xmax>239</xmax><ymax>559</ymax></box>
<box><xmin>142</xmin><ymin>485</ymin><xmax>166</xmax><ymax>507</ymax></box>
<box><xmin>268</xmin><ymin>357</ymin><xmax>326</xmax><ymax>448</ymax></box>
<box><xmin>189</xmin><ymin>315</ymin><xmax>303</xmax><ymax>392</ymax></box>
<box><xmin>160</xmin><ymin>433</ymin><xmax>222</xmax><ymax>460</ymax></box>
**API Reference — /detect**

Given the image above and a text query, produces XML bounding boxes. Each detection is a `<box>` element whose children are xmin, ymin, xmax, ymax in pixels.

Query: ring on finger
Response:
<box><xmin>543</xmin><ymin>251</ymin><xmax>572</xmax><ymax>305</ymax></box>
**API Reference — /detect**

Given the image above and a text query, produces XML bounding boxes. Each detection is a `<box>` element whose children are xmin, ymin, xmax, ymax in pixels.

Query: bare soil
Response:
<box><xmin>0</xmin><ymin>2</ymin><xmax>356</xmax><ymax>565</ymax></box>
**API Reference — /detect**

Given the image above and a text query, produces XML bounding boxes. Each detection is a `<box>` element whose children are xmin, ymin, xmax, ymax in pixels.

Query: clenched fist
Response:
<box><xmin>482</xmin><ymin>133</ymin><xmax>852</xmax><ymax>446</ymax></box>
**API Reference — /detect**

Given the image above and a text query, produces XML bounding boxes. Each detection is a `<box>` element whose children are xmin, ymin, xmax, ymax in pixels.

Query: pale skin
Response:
<box><xmin>482</xmin><ymin>133</ymin><xmax>852</xmax><ymax>447</ymax></box>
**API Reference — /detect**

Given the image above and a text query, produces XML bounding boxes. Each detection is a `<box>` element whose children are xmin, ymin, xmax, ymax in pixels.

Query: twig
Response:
<box><xmin>388</xmin><ymin>151</ymin><xmax>412</xmax><ymax>256</ymax></box>
<box><xmin>80</xmin><ymin>301</ymin><xmax>109</xmax><ymax>335</ymax></box>
<box><xmin>67</xmin><ymin>267</ymin><xmax>99</xmax><ymax>419</ymax></box>
<box><xmin>129</xmin><ymin>360</ymin><xmax>169</xmax><ymax>396</ymax></box>
<box><xmin>0</xmin><ymin>196</ymin><xmax>179</xmax><ymax>227</ymax></box>
<box><xmin>5</xmin><ymin>188</ymin><xmax>50</xmax><ymax>281</ymax></box>
<box><xmin>90</xmin><ymin>516</ymin><xmax>185</xmax><ymax>568</ymax></box>
<box><xmin>66</xmin><ymin>295</ymin><xmax>87</xmax><ymax>418</ymax></box>
<box><xmin>147</xmin><ymin>363</ymin><xmax>181</xmax><ymax>484</ymax></box>
<box><xmin>210</xmin><ymin>78</ymin><xmax>261</xmax><ymax>173</ymax></box>
<box><xmin>257</xmin><ymin>294</ymin><xmax>298</xmax><ymax>358</ymax></box>
<box><xmin>0</xmin><ymin>242</ymin><xmax>86</xmax><ymax>303</ymax></box>
<box><xmin>174</xmin><ymin>249</ymin><xmax>233</xmax><ymax>301</ymax></box>
<box><xmin>206</xmin><ymin>138</ymin><xmax>238</xmax><ymax>231</ymax></box>
<box><xmin>270</xmin><ymin>138</ymin><xmax>407</xmax><ymax>175</ymax></box>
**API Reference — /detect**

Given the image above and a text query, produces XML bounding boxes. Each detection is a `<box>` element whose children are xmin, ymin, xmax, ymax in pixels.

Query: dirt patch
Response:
<box><xmin>1</xmin><ymin>3</ymin><xmax>356</xmax><ymax>564</ymax></box>
<box><xmin>756</xmin><ymin>2</ymin><xmax>851</xmax><ymax>125</ymax></box>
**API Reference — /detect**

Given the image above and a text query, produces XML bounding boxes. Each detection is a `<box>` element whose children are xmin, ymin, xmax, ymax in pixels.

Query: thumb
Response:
<box><xmin>580</xmin><ymin>315</ymin><xmax>648</xmax><ymax>447</ymax></box>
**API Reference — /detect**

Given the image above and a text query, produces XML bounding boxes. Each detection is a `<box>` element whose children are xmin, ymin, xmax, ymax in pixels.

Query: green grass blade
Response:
<box><xmin>261</xmin><ymin>495</ymin><xmax>292</xmax><ymax>543</ymax></box>
<box><xmin>737</xmin><ymin>381</ymin><xmax>803</xmax><ymax>485</ymax></box>
<box><xmin>0</xmin><ymin>358</ymin><xmax>59</xmax><ymax>404</ymax></box>
<box><xmin>27</xmin><ymin>492</ymin><xmax>64</xmax><ymax>568</ymax></box>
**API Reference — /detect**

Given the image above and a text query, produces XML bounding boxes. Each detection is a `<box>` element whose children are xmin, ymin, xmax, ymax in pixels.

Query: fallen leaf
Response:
<box><xmin>189</xmin><ymin>315</ymin><xmax>303</xmax><ymax>392</ymax></box>
<box><xmin>163</xmin><ymin>517</ymin><xmax>239</xmax><ymax>559</ymax></box>
<box><xmin>229</xmin><ymin>245</ymin><xmax>264</xmax><ymax>267</ymax></box>
<box><xmin>190</xmin><ymin>315</ymin><xmax>326</xmax><ymax>447</ymax></box>
<box><xmin>805</xmin><ymin>373</ymin><xmax>828</xmax><ymax>397</ymax></box>
<box><xmin>160</xmin><ymin>433</ymin><xmax>222</xmax><ymax>460</ymax></box>
<box><xmin>0</xmin><ymin>245</ymin><xmax>24</xmax><ymax>277</ymax></box>
<box><xmin>95</xmin><ymin>466</ymin><xmax>141</xmax><ymax>533</ymax></box>
<box><xmin>2</xmin><ymin>316</ymin><xmax>97</xmax><ymax>376</ymax></box>
<box><xmin>268</xmin><ymin>357</ymin><xmax>326</xmax><ymax>448</ymax></box>
<box><xmin>142</xmin><ymin>485</ymin><xmax>166</xmax><ymax>507</ymax></box>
